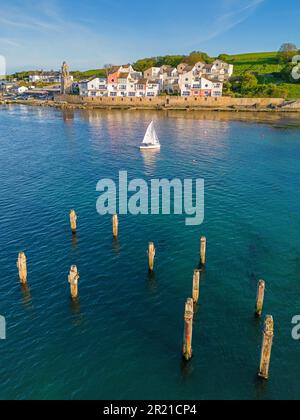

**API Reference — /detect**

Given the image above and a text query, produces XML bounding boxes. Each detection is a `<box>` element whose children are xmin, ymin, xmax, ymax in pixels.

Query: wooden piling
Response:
<box><xmin>17</xmin><ymin>252</ymin><xmax>27</xmax><ymax>284</ymax></box>
<box><xmin>183</xmin><ymin>298</ymin><xmax>194</xmax><ymax>361</ymax></box>
<box><xmin>68</xmin><ymin>265</ymin><xmax>80</xmax><ymax>299</ymax></box>
<box><xmin>259</xmin><ymin>315</ymin><xmax>274</xmax><ymax>380</ymax></box>
<box><xmin>70</xmin><ymin>210</ymin><xmax>77</xmax><ymax>234</ymax></box>
<box><xmin>255</xmin><ymin>280</ymin><xmax>265</xmax><ymax>317</ymax></box>
<box><xmin>200</xmin><ymin>237</ymin><xmax>207</xmax><ymax>265</ymax></box>
<box><xmin>148</xmin><ymin>242</ymin><xmax>156</xmax><ymax>272</ymax></box>
<box><xmin>192</xmin><ymin>269</ymin><xmax>201</xmax><ymax>304</ymax></box>
<box><xmin>112</xmin><ymin>214</ymin><xmax>119</xmax><ymax>239</ymax></box>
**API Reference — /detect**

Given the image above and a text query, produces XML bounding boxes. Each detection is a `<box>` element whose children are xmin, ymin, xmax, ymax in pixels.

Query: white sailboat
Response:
<box><xmin>140</xmin><ymin>121</ymin><xmax>161</xmax><ymax>150</ymax></box>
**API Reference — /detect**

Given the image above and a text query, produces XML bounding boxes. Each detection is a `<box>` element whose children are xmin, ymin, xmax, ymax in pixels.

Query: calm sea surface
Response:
<box><xmin>1</xmin><ymin>105</ymin><xmax>300</xmax><ymax>400</ymax></box>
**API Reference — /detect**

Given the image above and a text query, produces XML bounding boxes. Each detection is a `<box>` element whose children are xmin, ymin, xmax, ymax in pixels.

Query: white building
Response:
<box><xmin>79</xmin><ymin>77</ymin><xmax>107</xmax><ymax>97</ymax></box>
<box><xmin>146</xmin><ymin>80</ymin><xmax>161</xmax><ymax>97</ymax></box>
<box><xmin>144</xmin><ymin>67</ymin><xmax>161</xmax><ymax>80</ymax></box>
<box><xmin>16</xmin><ymin>86</ymin><xmax>29</xmax><ymax>94</ymax></box>
<box><xmin>29</xmin><ymin>71</ymin><xmax>63</xmax><ymax>84</ymax></box>
<box><xmin>179</xmin><ymin>75</ymin><xmax>223</xmax><ymax>97</ymax></box>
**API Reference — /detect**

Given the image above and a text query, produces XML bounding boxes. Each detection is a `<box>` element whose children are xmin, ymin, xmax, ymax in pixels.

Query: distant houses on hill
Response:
<box><xmin>78</xmin><ymin>60</ymin><xmax>233</xmax><ymax>98</ymax></box>
<box><xmin>29</xmin><ymin>71</ymin><xmax>64</xmax><ymax>84</ymax></box>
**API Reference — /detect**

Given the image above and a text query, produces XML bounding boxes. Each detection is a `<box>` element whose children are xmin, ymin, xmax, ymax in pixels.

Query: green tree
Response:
<box><xmin>240</xmin><ymin>73</ymin><xmax>258</xmax><ymax>94</ymax></box>
<box><xmin>277</xmin><ymin>43</ymin><xmax>298</xmax><ymax>64</ymax></box>
<box><xmin>133</xmin><ymin>58</ymin><xmax>159</xmax><ymax>72</ymax></box>
<box><xmin>186</xmin><ymin>51</ymin><xmax>212</xmax><ymax>65</ymax></box>
<box><xmin>280</xmin><ymin>63</ymin><xmax>296</xmax><ymax>82</ymax></box>
<box><xmin>156</xmin><ymin>55</ymin><xmax>186</xmax><ymax>68</ymax></box>
<box><xmin>218</xmin><ymin>54</ymin><xmax>231</xmax><ymax>62</ymax></box>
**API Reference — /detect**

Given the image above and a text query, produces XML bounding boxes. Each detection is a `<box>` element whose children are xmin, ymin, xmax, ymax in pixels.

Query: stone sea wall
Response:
<box><xmin>56</xmin><ymin>94</ymin><xmax>288</xmax><ymax>109</ymax></box>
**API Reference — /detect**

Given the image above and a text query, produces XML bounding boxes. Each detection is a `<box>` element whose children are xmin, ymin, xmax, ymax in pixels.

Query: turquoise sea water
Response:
<box><xmin>0</xmin><ymin>105</ymin><xmax>300</xmax><ymax>400</ymax></box>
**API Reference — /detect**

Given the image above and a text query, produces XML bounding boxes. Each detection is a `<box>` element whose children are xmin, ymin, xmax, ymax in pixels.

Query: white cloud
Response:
<box><xmin>186</xmin><ymin>0</ymin><xmax>266</xmax><ymax>46</ymax></box>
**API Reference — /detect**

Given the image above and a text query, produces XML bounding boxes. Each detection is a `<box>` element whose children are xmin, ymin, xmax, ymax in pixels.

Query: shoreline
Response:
<box><xmin>1</xmin><ymin>98</ymin><xmax>300</xmax><ymax>113</ymax></box>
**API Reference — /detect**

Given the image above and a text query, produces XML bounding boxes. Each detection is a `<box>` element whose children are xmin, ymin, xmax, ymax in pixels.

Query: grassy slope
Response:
<box><xmin>226</xmin><ymin>52</ymin><xmax>299</xmax><ymax>99</ymax></box>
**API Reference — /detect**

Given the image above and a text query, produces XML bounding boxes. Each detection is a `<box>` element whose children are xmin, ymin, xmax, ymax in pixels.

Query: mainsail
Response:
<box><xmin>142</xmin><ymin>121</ymin><xmax>160</xmax><ymax>145</ymax></box>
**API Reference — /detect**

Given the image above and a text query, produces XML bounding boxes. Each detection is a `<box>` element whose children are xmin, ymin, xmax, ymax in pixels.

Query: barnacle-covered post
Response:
<box><xmin>148</xmin><ymin>242</ymin><xmax>156</xmax><ymax>272</ymax></box>
<box><xmin>112</xmin><ymin>215</ymin><xmax>119</xmax><ymax>239</ymax></box>
<box><xmin>17</xmin><ymin>252</ymin><xmax>27</xmax><ymax>284</ymax></box>
<box><xmin>68</xmin><ymin>265</ymin><xmax>80</xmax><ymax>299</ymax></box>
<box><xmin>192</xmin><ymin>269</ymin><xmax>201</xmax><ymax>304</ymax></box>
<box><xmin>70</xmin><ymin>210</ymin><xmax>77</xmax><ymax>235</ymax></box>
<box><xmin>256</xmin><ymin>280</ymin><xmax>265</xmax><ymax>317</ymax></box>
<box><xmin>200</xmin><ymin>237</ymin><xmax>207</xmax><ymax>266</ymax></box>
<box><xmin>259</xmin><ymin>315</ymin><xmax>274</xmax><ymax>380</ymax></box>
<box><xmin>183</xmin><ymin>298</ymin><xmax>194</xmax><ymax>361</ymax></box>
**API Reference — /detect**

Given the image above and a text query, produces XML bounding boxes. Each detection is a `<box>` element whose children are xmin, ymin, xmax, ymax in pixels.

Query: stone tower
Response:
<box><xmin>61</xmin><ymin>61</ymin><xmax>73</xmax><ymax>94</ymax></box>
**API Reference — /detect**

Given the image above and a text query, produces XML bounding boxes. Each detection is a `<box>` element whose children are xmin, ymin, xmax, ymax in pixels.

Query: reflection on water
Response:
<box><xmin>141</xmin><ymin>149</ymin><xmax>160</xmax><ymax>176</ymax></box>
<box><xmin>69</xmin><ymin>298</ymin><xmax>84</xmax><ymax>327</ymax></box>
<box><xmin>71</xmin><ymin>233</ymin><xmax>79</xmax><ymax>250</ymax></box>
<box><xmin>180</xmin><ymin>358</ymin><xmax>194</xmax><ymax>383</ymax></box>
<box><xmin>20</xmin><ymin>284</ymin><xmax>32</xmax><ymax>310</ymax></box>
<box><xmin>62</xmin><ymin>109</ymin><xmax>74</xmax><ymax>124</ymax></box>
<box><xmin>147</xmin><ymin>270</ymin><xmax>157</xmax><ymax>291</ymax></box>
<box><xmin>112</xmin><ymin>238</ymin><xmax>121</xmax><ymax>256</ymax></box>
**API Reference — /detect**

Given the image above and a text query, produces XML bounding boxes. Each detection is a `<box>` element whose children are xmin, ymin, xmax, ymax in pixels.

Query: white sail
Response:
<box><xmin>142</xmin><ymin>121</ymin><xmax>160</xmax><ymax>145</ymax></box>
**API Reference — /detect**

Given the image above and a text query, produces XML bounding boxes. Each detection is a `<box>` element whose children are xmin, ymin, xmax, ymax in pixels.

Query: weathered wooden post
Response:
<box><xmin>183</xmin><ymin>298</ymin><xmax>194</xmax><ymax>361</ymax></box>
<box><xmin>148</xmin><ymin>242</ymin><xmax>156</xmax><ymax>272</ymax></box>
<box><xmin>192</xmin><ymin>269</ymin><xmax>201</xmax><ymax>304</ymax></box>
<box><xmin>17</xmin><ymin>252</ymin><xmax>27</xmax><ymax>284</ymax></box>
<box><xmin>259</xmin><ymin>315</ymin><xmax>274</xmax><ymax>380</ymax></box>
<box><xmin>200</xmin><ymin>236</ymin><xmax>207</xmax><ymax>265</ymax></box>
<box><xmin>255</xmin><ymin>280</ymin><xmax>265</xmax><ymax>317</ymax></box>
<box><xmin>68</xmin><ymin>265</ymin><xmax>80</xmax><ymax>299</ymax></box>
<box><xmin>70</xmin><ymin>210</ymin><xmax>77</xmax><ymax>234</ymax></box>
<box><xmin>112</xmin><ymin>214</ymin><xmax>119</xmax><ymax>239</ymax></box>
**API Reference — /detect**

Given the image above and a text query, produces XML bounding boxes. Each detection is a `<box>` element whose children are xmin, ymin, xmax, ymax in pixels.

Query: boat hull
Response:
<box><xmin>139</xmin><ymin>145</ymin><xmax>161</xmax><ymax>150</ymax></box>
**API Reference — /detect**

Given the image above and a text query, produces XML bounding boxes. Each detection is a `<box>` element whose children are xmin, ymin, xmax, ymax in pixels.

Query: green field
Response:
<box><xmin>226</xmin><ymin>52</ymin><xmax>285</xmax><ymax>76</ymax></box>
<box><xmin>225</xmin><ymin>52</ymin><xmax>299</xmax><ymax>99</ymax></box>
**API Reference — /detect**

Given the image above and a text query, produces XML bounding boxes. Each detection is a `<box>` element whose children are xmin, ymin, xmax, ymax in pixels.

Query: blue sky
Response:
<box><xmin>0</xmin><ymin>0</ymin><xmax>299</xmax><ymax>72</ymax></box>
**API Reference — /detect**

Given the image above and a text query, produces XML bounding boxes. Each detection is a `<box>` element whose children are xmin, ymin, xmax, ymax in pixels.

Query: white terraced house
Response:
<box><xmin>77</xmin><ymin>59</ymin><xmax>232</xmax><ymax>98</ymax></box>
<box><xmin>79</xmin><ymin>77</ymin><xmax>107</xmax><ymax>97</ymax></box>
<box><xmin>179</xmin><ymin>75</ymin><xmax>223</xmax><ymax>97</ymax></box>
<box><xmin>146</xmin><ymin>80</ymin><xmax>161</xmax><ymax>97</ymax></box>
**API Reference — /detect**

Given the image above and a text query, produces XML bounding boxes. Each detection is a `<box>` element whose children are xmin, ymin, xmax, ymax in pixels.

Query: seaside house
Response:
<box><xmin>191</xmin><ymin>60</ymin><xmax>233</xmax><ymax>82</ymax></box>
<box><xmin>107</xmin><ymin>65</ymin><xmax>142</xmax><ymax>97</ymax></box>
<box><xmin>144</xmin><ymin>67</ymin><xmax>161</xmax><ymax>80</ymax></box>
<box><xmin>179</xmin><ymin>74</ymin><xmax>223</xmax><ymax>97</ymax></box>
<box><xmin>0</xmin><ymin>80</ymin><xmax>14</xmax><ymax>93</ymax></box>
<box><xmin>79</xmin><ymin>77</ymin><xmax>107</xmax><ymax>97</ymax></box>
<box><xmin>178</xmin><ymin>69</ymin><xmax>194</xmax><ymax>96</ymax></box>
<box><xmin>177</xmin><ymin>63</ymin><xmax>191</xmax><ymax>74</ymax></box>
<box><xmin>146</xmin><ymin>80</ymin><xmax>161</xmax><ymax>97</ymax></box>
<box><xmin>77</xmin><ymin>59</ymin><xmax>231</xmax><ymax>98</ymax></box>
<box><xmin>136</xmin><ymin>79</ymin><xmax>147</xmax><ymax>97</ymax></box>
<box><xmin>117</xmin><ymin>73</ymin><xmax>129</xmax><ymax>97</ymax></box>
<box><xmin>29</xmin><ymin>71</ymin><xmax>63</xmax><ymax>84</ymax></box>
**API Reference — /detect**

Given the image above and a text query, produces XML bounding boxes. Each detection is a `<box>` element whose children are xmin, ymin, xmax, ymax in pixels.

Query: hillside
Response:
<box><xmin>226</xmin><ymin>52</ymin><xmax>284</xmax><ymax>76</ymax></box>
<box><xmin>225</xmin><ymin>51</ymin><xmax>299</xmax><ymax>99</ymax></box>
